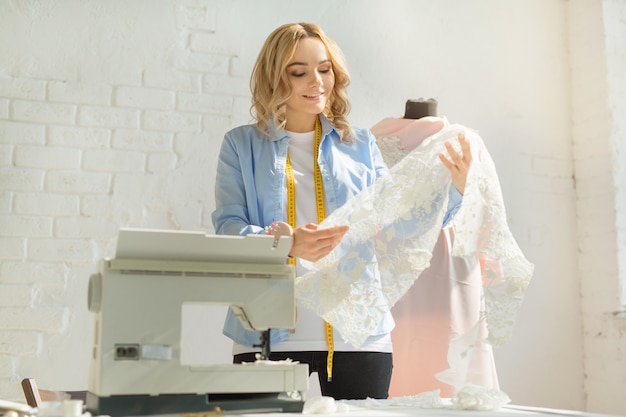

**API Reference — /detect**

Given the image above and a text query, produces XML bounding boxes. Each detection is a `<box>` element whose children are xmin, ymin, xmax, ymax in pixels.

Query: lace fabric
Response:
<box><xmin>296</xmin><ymin>124</ymin><xmax>533</xmax><ymax>385</ymax></box>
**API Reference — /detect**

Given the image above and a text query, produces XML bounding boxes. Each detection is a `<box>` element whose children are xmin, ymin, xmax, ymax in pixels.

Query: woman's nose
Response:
<box><xmin>310</xmin><ymin>71</ymin><xmax>322</xmax><ymax>86</ymax></box>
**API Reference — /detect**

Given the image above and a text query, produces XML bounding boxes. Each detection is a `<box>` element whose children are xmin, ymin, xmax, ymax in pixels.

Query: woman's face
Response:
<box><xmin>283</xmin><ymin>37</ymin><xmax>335</xmax><ymax>131</ymax></box>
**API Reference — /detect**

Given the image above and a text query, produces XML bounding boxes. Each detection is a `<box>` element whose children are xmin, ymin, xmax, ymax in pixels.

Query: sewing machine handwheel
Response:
<box><xmin>88</xmin><ymin>273</ymin><xmax>102</xmax><ymax>313</ymax></box>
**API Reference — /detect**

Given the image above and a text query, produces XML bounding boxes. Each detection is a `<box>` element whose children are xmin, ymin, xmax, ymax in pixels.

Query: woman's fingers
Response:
<box><xmin>439</xmin><ymin>133</ymin><xmax>472</xmax><ymax>194</ymax></box>
<box><xmin>290</xmin><ymin>224</ymin><xmax>349</xmax><ymax>262</ymax></box>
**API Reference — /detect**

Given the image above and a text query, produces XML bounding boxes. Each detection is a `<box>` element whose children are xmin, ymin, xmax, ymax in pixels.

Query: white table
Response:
<box><xmin>188</xmin><ymin>399</ymin><xmax>624</xmax><ymax>417</ymax></box>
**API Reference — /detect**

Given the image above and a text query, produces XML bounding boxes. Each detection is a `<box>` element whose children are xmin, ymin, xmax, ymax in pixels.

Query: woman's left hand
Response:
<box><xmin>439</xmin><ymin>132</ymin><xmax>472</xmax><ymax>195</ymax></box>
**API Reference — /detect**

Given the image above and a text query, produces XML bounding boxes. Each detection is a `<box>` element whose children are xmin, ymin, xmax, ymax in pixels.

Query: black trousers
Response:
<box><xmin>233</xmin><ymin>351</ymin><xmax>392</xmax><ymax>400</ymax></box>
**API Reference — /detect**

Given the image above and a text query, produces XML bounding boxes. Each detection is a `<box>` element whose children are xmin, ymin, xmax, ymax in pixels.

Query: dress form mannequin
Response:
<box><xmin>371</xmin><ymin>100</ymin><xmax>499</xmax><ymax>398</ymax></box>
<box><xmin>404</xmin><ymin>98</ymin><xmax>438</xmax><ymax>119</ymax></box>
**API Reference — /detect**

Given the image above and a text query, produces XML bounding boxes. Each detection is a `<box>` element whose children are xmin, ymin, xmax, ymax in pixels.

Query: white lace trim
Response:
<box><xmin>295</xmin><ymin>123</ymin><xmax>533</xmax><ymax>367</ymax></box>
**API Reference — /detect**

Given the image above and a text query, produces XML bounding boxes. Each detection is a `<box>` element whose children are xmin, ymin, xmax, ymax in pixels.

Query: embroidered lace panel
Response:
<box><xmin>295</xmin><ymin>124</ymin><xmax>533</xmax><ymax>380</ymax></box>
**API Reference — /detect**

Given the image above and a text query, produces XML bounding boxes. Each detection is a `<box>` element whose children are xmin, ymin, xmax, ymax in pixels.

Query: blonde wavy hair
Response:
<box><xmin>251</xmin><ymin>22</ymin><xmax>354</xmax><ymax>142</ymax></box>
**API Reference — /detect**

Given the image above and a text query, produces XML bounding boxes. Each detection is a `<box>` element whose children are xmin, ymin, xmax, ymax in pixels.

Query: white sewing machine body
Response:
<box><xmin>86</xmin><ymin>229</ymin><xmax>309</xmax><ymax>415</ymax></box>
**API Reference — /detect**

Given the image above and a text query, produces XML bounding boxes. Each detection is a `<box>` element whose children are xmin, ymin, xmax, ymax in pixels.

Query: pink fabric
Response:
<box><xmin>370</xmin><ymin>116</ymin><xmax>446</xmax><ymax>153</ymax></box>
<box><xmin>389</xmin><ymin>229</ymin><xmax>499</xmax><ymax>397</ymax></box>
<box><xmin>371</xmin><ymin>117</ymin><xmax>499</xmax><ymax>397</ymax></box>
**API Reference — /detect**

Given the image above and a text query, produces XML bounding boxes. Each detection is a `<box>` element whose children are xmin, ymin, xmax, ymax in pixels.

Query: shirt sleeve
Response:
<box><xmin>211</xmin><ymin>132</ymin><xmax>264</xmax><ymax>236</ymax></box>
<box><xmin>442</xmin><ymin>186</ymin><xmax>462</xmax><ymax>227</ymax></box>
<box><xmin>369</xmin><ymin>129</ymin><xmax>390</xmax><ymax>180</ymax></box>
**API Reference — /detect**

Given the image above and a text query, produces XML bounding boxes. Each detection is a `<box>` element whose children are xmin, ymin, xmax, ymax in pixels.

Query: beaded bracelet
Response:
<box><xmin>264</xmin><ymin>222</ymin><xmax>278</xmax><ymax>235</ymax></box>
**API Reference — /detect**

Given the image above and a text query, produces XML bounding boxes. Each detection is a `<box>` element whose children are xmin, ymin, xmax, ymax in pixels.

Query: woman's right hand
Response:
<box><xmin>289</xmin><ymin>223</ymin><xmax>349</xmax><ymax>262</ymax></box>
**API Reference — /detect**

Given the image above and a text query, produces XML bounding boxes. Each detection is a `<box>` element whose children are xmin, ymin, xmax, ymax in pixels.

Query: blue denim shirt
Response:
<box><xmin>212</xmin><ymin>114</ymin><xmax>461</xmax><ymax>347</ymax></box>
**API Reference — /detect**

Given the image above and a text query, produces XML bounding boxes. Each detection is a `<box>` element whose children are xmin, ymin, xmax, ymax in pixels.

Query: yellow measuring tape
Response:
<box><xmin>285</xmin><ymin>116</ymin><xmax>335</xmax><ymax>382</ymax></box>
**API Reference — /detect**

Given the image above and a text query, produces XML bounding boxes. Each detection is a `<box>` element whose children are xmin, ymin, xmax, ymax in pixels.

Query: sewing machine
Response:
<box><xmin>85</xmin><ymin>228</ymin><xmax>309</xmax><ymax>416</ymax></box>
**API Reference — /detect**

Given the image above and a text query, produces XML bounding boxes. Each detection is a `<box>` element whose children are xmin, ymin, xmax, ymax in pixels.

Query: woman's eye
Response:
<box><xmin>290</xmin><ymin>72</ymin><xmax>305</xmax><ymax>77</ymax></box>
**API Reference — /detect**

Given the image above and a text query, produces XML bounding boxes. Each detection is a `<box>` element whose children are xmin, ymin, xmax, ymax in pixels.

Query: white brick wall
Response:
<box><xmin>0</xmin><ymin>121</ymin><xmax>46</xmax><ymax>144</ymax></box>
<box><xmin>0</xmin><ymin>0</ymin><xmax>623</xmax><ymax>413</ymax></box>
<box><xmin>0</xmin><ymin>0</ymin><xmax>230</xmax><ymax>401</ymax></box>
<box><xmin>568</xmin><ymin>0</ymin><xmax>626</xmax><ymax>414</ymax></box>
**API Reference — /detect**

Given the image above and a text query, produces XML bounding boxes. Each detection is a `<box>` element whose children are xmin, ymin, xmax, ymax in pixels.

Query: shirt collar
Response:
<box><xmin>268</xmin><ymin>113</ymin><xmax>337</xmax><ymax>141</ymax></box>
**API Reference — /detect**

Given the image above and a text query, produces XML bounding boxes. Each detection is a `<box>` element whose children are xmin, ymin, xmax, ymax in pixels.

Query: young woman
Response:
<box><xmin>211</xmin><ymin>22</ymin><xmax>470</xmax><ymax>400</ymax></box>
